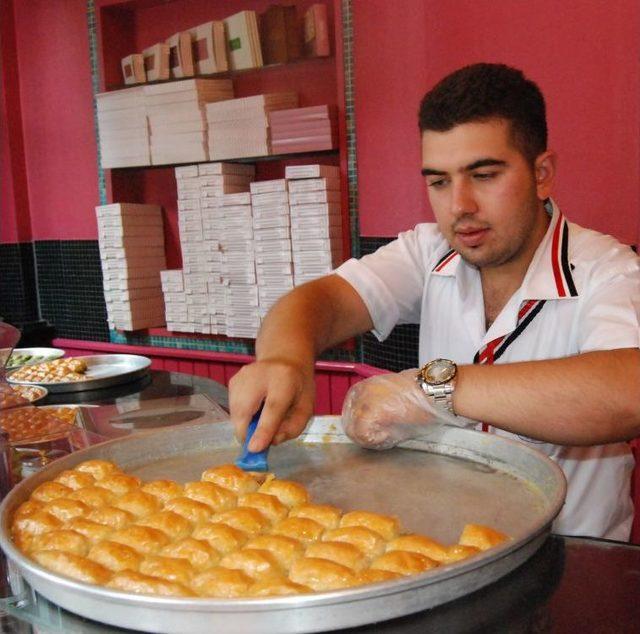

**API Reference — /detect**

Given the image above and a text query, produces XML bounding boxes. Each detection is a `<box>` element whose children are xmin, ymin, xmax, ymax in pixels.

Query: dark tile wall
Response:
<box><xmin>0</xmin><ymin>243</ymin><xmax>39</xmax><ymax>325</ymax></box>
<box><xmin>35</xmin><ymin>240</ymin><xmax>109</xmax><ymax>342</ymax></box>
<box><xmin>2</xmin><ymin>236</ymin><xmax>419</xmax><ymax>368</ymax></box>
<box><xmin>359</xmin><ymin>237</ymin><xmax>420</xmax><ymax>371</ymax></box>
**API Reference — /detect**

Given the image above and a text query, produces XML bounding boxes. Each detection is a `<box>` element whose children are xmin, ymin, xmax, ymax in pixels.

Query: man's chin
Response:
<box><xmin>456</xmin><ymin>246</ymin><xmax>501</xmax><ymax>269</ymax></box>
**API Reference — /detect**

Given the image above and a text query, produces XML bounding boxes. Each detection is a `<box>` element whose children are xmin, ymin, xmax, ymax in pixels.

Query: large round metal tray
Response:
<box><xmin>0</xmin><ymin>417</ymin><xmax>566</xmax><ymax>633</ymax></box>
<box><xmin>7</xmin><ymin>354</ymin><xmax>151</xmax><ymax>393</ymax></box>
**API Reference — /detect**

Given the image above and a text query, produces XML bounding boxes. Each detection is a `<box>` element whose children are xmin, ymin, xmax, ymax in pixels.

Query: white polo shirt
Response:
<box><xmin>336</xmin><ymin>200</ymin><xmax>640</xmax><ymax>540</ymax></box>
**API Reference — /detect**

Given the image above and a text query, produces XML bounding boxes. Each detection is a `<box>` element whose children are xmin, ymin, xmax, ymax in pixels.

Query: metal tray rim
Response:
<box><xmin>7</xmin><ymin>354</ymin><xmax>151</xmax><ymax>393</ymax></box>
<box><xmin>0</xmin><ymin>417</ymin><xmax>566</xmax><ymax>630</ymax></box>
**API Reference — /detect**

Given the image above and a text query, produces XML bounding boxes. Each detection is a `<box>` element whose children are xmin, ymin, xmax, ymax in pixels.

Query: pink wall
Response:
<box><xmin>3</xmin><ymin>1</ymin><xmax>640</xmax><ymax>244</ymax></box>
<box><xmin>0</xmin><ymin>0</ymin><xmax>31</xmax><ymax>244</ymax></box>
<box><xmin>12</xmin><ymin>0</ymin><xmax>99</xmax><ymax>241</ymax></box>
<box><xmin>353</xmin><ymin>0</ymin><xmax>640</xmax><ymax>246</ymax></box>
<box><xmin>97</xmin><ymin>0</ymin><xmax>342</xmax><ymax>267</ymax></box>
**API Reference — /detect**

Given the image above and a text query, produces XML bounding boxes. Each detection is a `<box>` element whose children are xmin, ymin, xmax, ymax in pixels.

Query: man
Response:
<box><xmin>229</xmin><ymin>63</ymin><xmax>640</xmax><ymax>540</ymax></box>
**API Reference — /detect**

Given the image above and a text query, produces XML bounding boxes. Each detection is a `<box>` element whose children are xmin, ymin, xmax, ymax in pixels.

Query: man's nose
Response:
<box><xmin>451</xmin><ymin>180</ymin><xmax>478</xmax><ymax>217</ymax></box>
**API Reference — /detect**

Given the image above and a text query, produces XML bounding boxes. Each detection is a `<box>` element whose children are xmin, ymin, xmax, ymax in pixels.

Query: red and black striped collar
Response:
<box><xmin>431</xmin><ymin>199</ymin><xmax>579</xmax><ymax>300</ymax></box>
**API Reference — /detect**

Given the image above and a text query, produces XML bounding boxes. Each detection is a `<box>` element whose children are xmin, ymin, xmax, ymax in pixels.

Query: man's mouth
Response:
<box><xmin>455</xmin><ymin>227</ymin><xmax>489</xmax><ymax>248</ymax></box>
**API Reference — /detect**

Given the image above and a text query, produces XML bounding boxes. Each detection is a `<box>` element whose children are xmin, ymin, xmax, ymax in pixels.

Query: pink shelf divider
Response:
<box><xmin>53</xmin><ymin>338</ymin><xmax>388</xmax><ymax>416</ymax></box>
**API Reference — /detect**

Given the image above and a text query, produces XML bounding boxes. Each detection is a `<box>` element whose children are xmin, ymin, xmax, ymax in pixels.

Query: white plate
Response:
<box><xmin>6</xmin><ymin>347</ymin><xmax>65</xmax><ymax>370</ymax></box>
<box><xmin>7</xmin><ymin>354</ymin><xmax>151</xmax><ymax>393</ymax></box>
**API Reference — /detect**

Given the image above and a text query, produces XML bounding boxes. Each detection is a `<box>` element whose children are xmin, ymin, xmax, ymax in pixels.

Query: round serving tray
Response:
<box><xmin>6</xmin><ymin>347</ymin><xmax>65</xmax><ymax>371</ymax></box>
<box><xmin>7</xmin><ymin>354</ymin><xmax>151</xmax><ymax>393</ymax></box>
<box><xmin>0</xmin><ymin>417</ymin><xmax>566</xmax><ymax>634</ymax></box>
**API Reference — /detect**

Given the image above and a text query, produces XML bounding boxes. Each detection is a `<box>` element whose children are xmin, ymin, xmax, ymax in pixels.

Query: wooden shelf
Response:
<box><xmin>108</xmin><ymin>149</ymin><xmax>339</xmax><ymax>171</ymax></box>
<box><xmin>105</xmin><ymin>55</ymin><xmax>335</xmax><ymax>93</ymax></box>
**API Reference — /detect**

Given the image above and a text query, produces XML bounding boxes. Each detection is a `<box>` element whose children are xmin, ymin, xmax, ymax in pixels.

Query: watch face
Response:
<box><xmin>425</xmin><ymin>359</ymin><xmax>456</xmax><ymax>384</ymax></box>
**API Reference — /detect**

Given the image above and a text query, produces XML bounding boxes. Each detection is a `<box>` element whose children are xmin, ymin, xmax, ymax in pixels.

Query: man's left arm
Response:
<box><xmin>453</xmin><ymin>348</ymin><xmax>640</xmax><ymax>445</ymax></box>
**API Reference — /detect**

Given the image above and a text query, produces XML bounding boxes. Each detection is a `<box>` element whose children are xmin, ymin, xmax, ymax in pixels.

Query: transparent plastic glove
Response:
<box><xmin>341</xmin><ymin>369</ymin><xmax>474</xmax><ymax>450</ymax></box>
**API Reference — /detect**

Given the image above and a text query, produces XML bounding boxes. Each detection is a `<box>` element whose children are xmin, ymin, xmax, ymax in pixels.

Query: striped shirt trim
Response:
<box><xmin>474</xmin><ymin>298</ymin><xmax>547</xmax><ymax>432</ymax></box>
<box><xmin>432</xmin><ymin>249</ymin><xmax>458</xmax><ymax>273</ymax></box>
<box><xmin>473</xmin><ymin>299</ymin><xmax>547</xmax><ymax>365</ymax></box>
<box><xmin>551</xmin><ymin>215</ymin><xmax>578</xmax><ymax>298</ymax></box>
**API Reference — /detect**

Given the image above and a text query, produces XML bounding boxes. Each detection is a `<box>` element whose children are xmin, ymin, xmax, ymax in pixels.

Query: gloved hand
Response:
<box><xmin>341</xmin><ymin>369</ymin><xmax>474</xmax><ymax>450</ymax></box>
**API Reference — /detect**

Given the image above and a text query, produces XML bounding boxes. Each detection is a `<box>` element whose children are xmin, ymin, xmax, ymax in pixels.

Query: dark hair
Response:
<box><xmin>418</xmin><ymin>63</ymin><xmax>547</xmax><ymax>165</ymax></box>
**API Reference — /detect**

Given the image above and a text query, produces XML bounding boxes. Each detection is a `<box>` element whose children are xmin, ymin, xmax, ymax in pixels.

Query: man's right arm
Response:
<box><xmin>228</xmin><ymin>274</ymin><xmax>374</xmax><ymax>451</ymax></box>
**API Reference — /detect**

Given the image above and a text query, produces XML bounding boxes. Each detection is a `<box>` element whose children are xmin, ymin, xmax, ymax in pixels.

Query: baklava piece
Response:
<box><xmin>458</xmin><ymin>523</ymin><xmax>509</xmax><ymax>551</ymax></box>
<box><xmin>191</xmin><ymin>522</ymin><xmax>248</xmax><ymax>555</ymax></box>
<box><xmin>87</xmin><ymin>540</ymin><xmax>143</xmax><ymax>573</ymax></box>
<box><xmin>74</xmin><ymin>460</ymin><xmax>120</xmax><ymax>481</ymax></box>
<box><xmin>192</xmin><ymin>567</ymin><xmax>252</xmax><ymax>598</ymax></box>
<box><xmin>322</xmin><ymin>526</ymin><xmax>386</xmax><ymax>559</ymax></box>
<box><xmin>164</xmin><ymin>497</ymin><xmax>213</xmax><ymax>525</ymax></box>
<box><xmin>386</xmin><ymin>534</ymin><xmax>449</xmax><ymax>563</ymax></box>
<box><xmin>136</xmin><ymin>511</ymin><xmax>192</xmax><ymax>541</ymax></box>
<box><xmin>108</xmin><ymin>525</ymin><xmax>170</xmax><ymax>555</ymax></box>
<box><xmin>183</xmin><ymin>481</ymin><xmax>237</xmax><ymax>512</ymax></box>
<box><xmin>271</xmin><ymin>517</ymin><xmax>324</xmax><ymax>544</ymax></box>
<box><xmin>289</xmin><ymin>504</ymin><xmax>342</xmax><ymax>529</ymax></box>
<box><xmin>201</xmin><ymin>464</ymin><xmax>260</xmax><ymax>495</ymax></box>
<box><xmin>141</xmin><ymin>479</ymin><xmax>184</xmax><ymax>504</ymax></box>
<box><xmin>32</xmin><ymin>550</ymin><xmax>111</xmax><ymax>585</ymax></box>
<box><xmin>305</xmin><ymin>541</ymin><xmax>368</xmax><ymax>573</ymax></box>
<box><xmin>237</xmin><ymin>492</ymin><xmax>288</xmax><ymax>523</ymax></box>
<box><xmin>210</xmin><ymin>507</ymin><xmax>270</xmax><ymax>537</ymax></box>
<box><xmin>245</xmin><ymin>535</ymin><xmax>304</xmax><ymax>570</ymax></box>
<box><xmin>258</xmin><ymin>479</ymin><xmax>309</xmax><ymax>508</ymax></box>
<box><xmin>160</xmin><ymin>537</ymin><xmax>220</xmax><ymax>571</ymax></box>
<box><xmin>289</xmin><ymin>557</ymin><xmax>356</xmax><ymax>592</ymax></box>
<box><xmin>339</xmin><ymin>510</ymin><xmax>400</xmax><ymax>541</ymax></box>
<box><xmin>107</xmin><ymin>570</ymin><xmax>192</xmax><ymax>597</ymax></box>
<box><xmin>220</xmin><ymin>548</ymin><xmax>283</xmax><ymax>581</ymax></box>
<box><xmin>370</xmin><ymin>551</ymin><xmax>438</xmax><ymax>576</ymax></box>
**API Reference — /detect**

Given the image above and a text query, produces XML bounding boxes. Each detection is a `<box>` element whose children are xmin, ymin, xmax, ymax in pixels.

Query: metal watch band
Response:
<box><xmin>417</xmin><ymin>380</ymin><xmax>455</xmax><ymax>414</ymax></box>
<box><xmin>428</xmin><ymin>382</ymin><xmax>455</xmax><ymax>414</ymax></box>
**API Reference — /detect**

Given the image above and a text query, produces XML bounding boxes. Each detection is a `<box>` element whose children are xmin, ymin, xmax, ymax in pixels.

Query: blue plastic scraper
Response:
<box><xmin>235</xmin><ymin>407</ymin><xmax>270</xmax><ymax>472</ymax></box>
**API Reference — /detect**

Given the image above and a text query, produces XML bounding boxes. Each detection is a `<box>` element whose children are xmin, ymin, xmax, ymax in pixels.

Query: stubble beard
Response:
<box><xmin>452</xmin><ymin>198</ymin><xmax>543</xmax><ymax>270</ymax></box>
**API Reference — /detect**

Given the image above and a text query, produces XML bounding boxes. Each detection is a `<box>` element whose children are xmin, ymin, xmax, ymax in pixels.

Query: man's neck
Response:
<box><xmin>480</xmin><ymin>208</ymin><xmax>551</xmax><ymax>330</ymax></box>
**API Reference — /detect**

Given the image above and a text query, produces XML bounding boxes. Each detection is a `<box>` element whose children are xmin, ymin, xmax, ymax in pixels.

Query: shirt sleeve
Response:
<box><xmin>334</xmin><ymin>225</ymin><xmax>440</xmax><ymax>341</ymax></box>
<box><xmin>578</xmin><ymin>247</ymin><xmax>640</xmax><ymax>352</ymax></box>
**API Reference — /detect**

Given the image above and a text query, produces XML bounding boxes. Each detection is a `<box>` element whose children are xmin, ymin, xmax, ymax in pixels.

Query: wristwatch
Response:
<box><xmin>416</xmin><ymin>358</ymin><xmax>458</xmax><ymax>414</ymax></box>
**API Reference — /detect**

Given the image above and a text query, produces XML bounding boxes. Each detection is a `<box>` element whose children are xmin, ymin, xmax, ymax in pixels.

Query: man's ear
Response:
<box><xmin>534</xmin><ymin>150</ymin><xmax>556</xmax><ymax>200</ymax></box>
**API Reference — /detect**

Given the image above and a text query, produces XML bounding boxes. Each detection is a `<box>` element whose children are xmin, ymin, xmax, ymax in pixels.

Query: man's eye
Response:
<box><xmin>473</xmin><ymin>172</ymin><xmax>497</xmax><ymax>180</ymax></box>
<box><xmin>427</xmin><ymin>179</ymin><xmax>447</xmax><ymax>189</ymax></box>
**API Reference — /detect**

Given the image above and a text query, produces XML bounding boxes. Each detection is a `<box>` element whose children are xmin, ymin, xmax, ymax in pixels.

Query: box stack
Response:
<box><xmin>145</xmin><ymin>79</ymin><xmax>234</xmax><ymax>165</ymax></box>
<box><xmin>96</xmin><ymin>87</ymin><xmax>150</xmax><ymax>168</ymax></box>
<box><xmin>168</xmin><ymin>162</ymin><xmax>256</xmax><ymax>335</ymax></box>
<box><xmin>224</xmin><ymin>10</ymin><xmax>263</xmax><ymax>71</ymax></box>
<box><xmin>206</xmin><ymin>93</ymin><xmax>298</xmax><ymax>160</ymax></box>
<box><xmin>96</xmin><ymin>203</ymin><xmax>166</xmax><ymax>331</ymax></box>
<box><xmin>269</xmin><ymin>105</ymin><xmax>338</xmax><ymax>154</ymax></box>
<box><xmin>161</xmin><ymin>270</ymin><xmax>187</xmax><ymax>332</ymax></box>
<box><xmin>251</xmin><ymin>179</ymin><xmax>294</xmax><ymax>322</ymax></box>
<box><xmin>286</xmin><ymin>164</ymin><xmax>343</xmax><ymax>285</ymax></box>
<box><xmin>202</xmin><ymin>164</ymin><xmax>256</xmax><ymax>336</ymax></box>
<box><xmin>172</xmin><ymin>165</ymin><xmax>208</xmax><ymax>333</ymax></box>
<box><xmin>218</xmin><ymin>189</ymin><xmax>258</xmax><ymax>338</ymax></box>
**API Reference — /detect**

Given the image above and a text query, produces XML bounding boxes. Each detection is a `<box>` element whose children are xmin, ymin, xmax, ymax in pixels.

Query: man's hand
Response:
<box><xmin>342</xmin><ymin>369</ymin><xmax>468</xmax><ymax>449</ymax></box>
<box><xmin>229</xmin><ymin>358</ymin><xmax>316</xmax><ymax>452</ymax></box>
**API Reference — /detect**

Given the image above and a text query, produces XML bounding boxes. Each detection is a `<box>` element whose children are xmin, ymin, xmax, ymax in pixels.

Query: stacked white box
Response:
<box><xmin>172</xmin><ymin>162</ymin><xmax>256</xmax><ymax>335</ymax></box>
<box><xmin>250</xmin><ymin>179</ymin><xmax>293</xmax><ymax>319</ymax></box>
<box><xmin>286</xmin><ymin>166</ymin><xmax>344</xmax><ymax>285</ymax></box>
<box><xmin>96</xmin><ymin>87</ymin><xmax>150</xmax><ymax>168</ymax></box>
<box><xmin>219</xmin><ymin>186</ymin><xmax>259</xmax><ymax>338</ymax></box>
<box><xmin>161</xmin><ymin>269</ymin><xmax>189</xmax><ymax>331</ymax></box>
<box><xmin>96</xmin><ymin>203</ymin><xmax>166</xmax><ymax>330</ymax></box>
<box><xmin>206</xmin><ymin>93</ymin><xmax>298</xmax><ymax>160</ymax></box>
<box><xmin>145</xmin><ymin>79</ymin><xmax>234</xmax><ymax>165</ymax></box>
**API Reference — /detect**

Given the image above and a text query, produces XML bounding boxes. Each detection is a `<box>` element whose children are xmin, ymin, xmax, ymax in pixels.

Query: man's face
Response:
<box><xmin>421</xmin><ymin>119</ymin><xmax>548</xmax><ymax>270</ymax></box>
